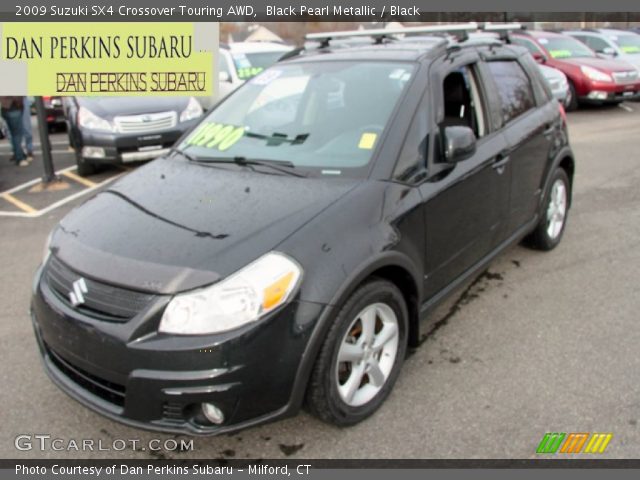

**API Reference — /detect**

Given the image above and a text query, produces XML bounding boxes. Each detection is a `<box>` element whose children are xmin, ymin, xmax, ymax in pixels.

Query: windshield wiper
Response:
<box><xmin>169</xmin><ymin>146</ymin><xmax>198</xmax><ymax>163</ymax></box>
<box><xmin>245</xmin><ymin>131</ymin><xmax>310</xmax><ymax>146</ymax></box>
<box><xmin>193</xmin><ymin>156</ymin><xmax>308</xmax><ymax>178</ymax></box>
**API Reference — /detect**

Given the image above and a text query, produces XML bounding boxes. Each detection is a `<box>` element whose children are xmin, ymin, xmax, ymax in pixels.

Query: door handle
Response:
<box><xmin>492</xmin><ymin>151</ymin><xmax>510</xmax><ymax>174</ymax></box>
<box><xmin>542</xmin><ymin>123</ymin><xmax>555</xmax><ymax>135</ymax></box>
<box><xmin>491</xmin><ymin>151</ymin><xmax>511</xmax><ymax>173</ymax></box>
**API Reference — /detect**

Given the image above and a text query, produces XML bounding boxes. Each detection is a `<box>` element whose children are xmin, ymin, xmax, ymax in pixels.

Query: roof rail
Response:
<box><xmin>305</xmin><ymin>23</ymin><xmax>479</xmax><ymax>47</ymax></box>
<box><xmin>481</xmin><ymin>22</ymin><xmax>524</xmax><ymax>32</ymax></box>
<box><xmin>479</xmin><ymin>22</ymin><xmax>525</xmax><ymax>43</ymax></box>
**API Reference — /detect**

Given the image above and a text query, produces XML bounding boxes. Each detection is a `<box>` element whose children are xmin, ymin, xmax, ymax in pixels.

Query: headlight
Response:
<box><xmin>179</xmin><ymin>97</ymin><xmax>203</xmax><ymax>122</ymax></box>
<box><xmin>42</xmin><ymin>230</ymin><xmax>53</xmax><ymax>265</ymax></box>
<box><xmin>77</xmin><ymin>106</ymin><xmax>115</xmax><ymax>132</ymax></box>
<box><xmin>159</xmin><ymin>252</ymin><xmax>302</xmax><ymax>335</ymax></box>
<box><xmin>580</xmin><ymin>66</ymin><xmax>613</xmax><ymax>83</ymax></box>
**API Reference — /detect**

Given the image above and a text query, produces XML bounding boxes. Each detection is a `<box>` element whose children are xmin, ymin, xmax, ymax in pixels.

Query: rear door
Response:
<box><xmin>481</xmin><ymin>54</ymin><xmax>557</xmax><ymax>234</ymax></box>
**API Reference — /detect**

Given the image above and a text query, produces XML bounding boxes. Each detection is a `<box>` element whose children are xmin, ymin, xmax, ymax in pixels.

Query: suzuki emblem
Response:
<box><xmin>69</xmin><ymin>278</ymin><xmax>88</xmax><ymax>307</ymax></box>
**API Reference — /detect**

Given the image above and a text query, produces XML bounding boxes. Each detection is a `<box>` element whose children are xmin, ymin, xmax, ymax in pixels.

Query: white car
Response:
<box><xmin>538</xmin><ymin>64</ymin><xmax>571</xmax><ymax>107</ymax></box>
<box><xmin>198</xmin><ymin>42</ymin><xmax>294</xmax><ymax>110</ymax></box>
<box><xmin>565</xmin><ymin>29</ymin><xmax>640</xmax><ymax>72</ymax></box>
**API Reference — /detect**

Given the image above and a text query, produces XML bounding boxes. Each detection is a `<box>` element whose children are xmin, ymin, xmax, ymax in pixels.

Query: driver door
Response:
<box><xmin>419</xmin><ymin>52</ymin><xmax>511</xmax><ymax>300</ymax></box>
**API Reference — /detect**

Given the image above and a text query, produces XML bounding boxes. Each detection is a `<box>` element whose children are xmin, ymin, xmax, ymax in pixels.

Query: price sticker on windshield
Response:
<box><xmin>185</xmin><ymin>122</ymin><xmax>245</xmax><ymax>151</ymax></box>
<box><xmin>549</xmin><ymin>49</ymin><xmax>572</xmax><ymax>59</ymax></box>
<box><xmin>237</xmin><ymin>67</ymin><xmax>265</xmax><ymax>80</ymax></box>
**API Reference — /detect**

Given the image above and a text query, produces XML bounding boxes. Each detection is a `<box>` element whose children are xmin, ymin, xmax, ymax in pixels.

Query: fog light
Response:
<box><xmin>201</xmin><ymin>402</ymin><xmax>224</xmax><ymax>425</ymax></box>
<box><xmin>82</xmin><ymin>146</ymin><xmax>106</xmax><ymax>158</ymax></box>
<box><xmin>587</xmin><ymin>91</ymin><xmax>608</xmax><ymax>100</ymax></box>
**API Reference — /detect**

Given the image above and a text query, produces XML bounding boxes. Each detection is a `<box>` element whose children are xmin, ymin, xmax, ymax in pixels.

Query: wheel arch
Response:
<box><xmin>541</xmin><ymin>147</ymin><xmax>575</xmax><ymax>211</ymax></box>
<box><xmin>558</xmin><ymin>154</ymin><xmax>575</xmax><ymax>208</ymax></box>
<box><xmin>290</xmin><ymin>251</ymin><xmax>423</xmax><ymax>412</ymax></box>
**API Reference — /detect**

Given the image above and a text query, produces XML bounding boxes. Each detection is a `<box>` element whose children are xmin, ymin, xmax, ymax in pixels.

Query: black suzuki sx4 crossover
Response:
<box><xmin>32</xmin><ymin>30</ymin><xmax>575</xmax><ymax>435</ymax></box>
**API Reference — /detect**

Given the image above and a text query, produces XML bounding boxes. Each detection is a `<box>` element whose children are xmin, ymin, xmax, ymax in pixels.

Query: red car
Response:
<box><xmin>512</xmin><ymin>30</ymin><xmax>640</xmax><ymax>110</ymax></box>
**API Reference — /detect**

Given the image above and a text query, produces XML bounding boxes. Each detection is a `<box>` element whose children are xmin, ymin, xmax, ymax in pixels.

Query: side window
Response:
<box><xmin>571</xmin><ymin>34</ymin><xmax>588</xmax><ymax>45</ymax></box>
<box><xmin>585</xmin><ymin>36</ymin><xmax>610</xmax><ymax>53</ymax></box>
<box><xmin>512</xmin><ymin>37</ymin><xmax>544</xmax><ymax>56</ymax></box>
<box><xmin>485</xmin><ymin>60</ymin><xmax>536</xmax><ymax>125</ymax></box>
<box><xmin>439</xmin><ymin>65</ymin><xmax>486</xmax><ymax>138</ymax></box>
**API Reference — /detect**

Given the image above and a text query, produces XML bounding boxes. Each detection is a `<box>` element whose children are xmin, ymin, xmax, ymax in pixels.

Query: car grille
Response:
<box><xmin>45</xmin><ymin>341</ymin><xmax>126</xmax><ymax>407</ymax></box>
<box><xmin>45</xmin><ymin>255</ymin><xmax>157</xmax><ymax>322</ymax></box>
<box><xmin>613</xmin><ymin>70</ymin><xmax>639</xmax><ymax>84</ymax></box>
<box><xmin>114</xmin><ymin>111</ymin><xmax>177</xmax><ymax>134</ymax></box>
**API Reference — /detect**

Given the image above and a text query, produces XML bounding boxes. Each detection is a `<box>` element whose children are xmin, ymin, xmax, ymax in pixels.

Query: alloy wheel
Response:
<box><xmin>335</xmin><ymin>303</ymin><xmax>399</xmax><ymax>407</ymax></box>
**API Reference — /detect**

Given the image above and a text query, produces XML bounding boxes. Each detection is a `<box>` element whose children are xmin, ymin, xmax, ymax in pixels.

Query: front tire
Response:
<box><xmin>75</xmin><ymin>150</ymin><xmax>95</xmax><ymax>177</ymax></box>
<box><xmin>306</xmin><ymin>279</ymin><xmax>408</xmax><ymax>426</ymax></box>
<box><xmin>565</xmin><ymin>81</ymin><xmax>578</xmax><ymax>112</ymax></box>
<box><xmin>526</xmin><ymin>168</ymin><xmax>570</xmax><ymax>251</ymax></box>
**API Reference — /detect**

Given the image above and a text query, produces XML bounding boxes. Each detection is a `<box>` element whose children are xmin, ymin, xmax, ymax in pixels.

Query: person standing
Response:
<box><xmin>22</xmin><ymin>96</ymin><xmax>34</xmax><ymax>161</ymax></box>
<box><xmin>0</xmin><ymin>96</ymin><xmax>28</xmax><ymax>167</ymax></box>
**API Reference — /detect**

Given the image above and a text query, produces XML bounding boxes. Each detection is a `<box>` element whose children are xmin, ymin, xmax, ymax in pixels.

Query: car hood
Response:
<box><xmin>51</xmin><ymin>157</ymin><xmax>358</xmax><ymax>294</ymax></box>
<box><xmin>77</xmin><ymin>97</ymin><xmax>190</xmax><ymax>119</ymax></box>
<box><xmin>560</xmin><ymin>56</ymin><xmax>637</xmax><ymax>72</ymax></box>
<box><xmin>619</xmin><ymin>53</ymin><xmax>640</xmax><ymax>68</ymax></box>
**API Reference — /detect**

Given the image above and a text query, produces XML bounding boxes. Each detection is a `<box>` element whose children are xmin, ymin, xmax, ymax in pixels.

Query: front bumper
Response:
<box><xmin>31</xmin><ymin>262</ymin><xmax>324</xmax><ymax>435</ymax></box>
<box><xmin>579</xmin><ymin>80</ymin><xmax>640</xmax><ymax>103</ymax></box>
<box><xmin>79</xmin><ymin>118</ymin><xmax>198</xmax><ymax>165</ymax></box>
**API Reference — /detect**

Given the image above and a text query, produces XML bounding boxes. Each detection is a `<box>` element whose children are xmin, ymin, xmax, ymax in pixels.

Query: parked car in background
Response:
<box><xmin>538</xmin><ymin>64</ymin><xmax>571</xmax><ymax>107</ymax></box>
<box><xmin>65</xmin><ymin>96</ymin><xmax>203</xmax><ymax>176</ymax></box>
<box><xmin>199</xmin><ymin>42</ymin><xmax>293</xmax><ymax>110</ymax></box>
<box><xmin>41</xmin><ymin>96</ymin><xmax>66</xmax><ymax>131</ymax></box>
<box><xmin>512</xmin><ymin>31</ymin><xmax>640</xmax><ymax>110</ymax></box>
<box><xmin>564</xmin><ymin>29</ymin><xmax>640</xmax><ymax>71</ymax></box>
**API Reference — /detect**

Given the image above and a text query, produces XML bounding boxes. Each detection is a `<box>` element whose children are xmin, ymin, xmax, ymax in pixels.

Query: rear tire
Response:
<box><xmin>526</xmin><ymin>168</ymin><xmax>570</xmax><ymax>251</ymax></box>
<box><xmin>306</xmin><ymin>279</ymin><xmax>408</xmax><ymax>426</ymax></box>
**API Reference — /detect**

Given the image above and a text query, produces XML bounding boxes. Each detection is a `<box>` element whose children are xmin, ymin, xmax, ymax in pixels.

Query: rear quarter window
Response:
<box><xmin>485</xmin><ymin>60</ymin><xmax>536</xmax><ymax>125</ymax></box>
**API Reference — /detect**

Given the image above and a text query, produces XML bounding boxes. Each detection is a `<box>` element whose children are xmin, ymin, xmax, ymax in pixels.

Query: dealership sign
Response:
<box><xmin>0</xmin><ymin>22</ymin><xmax>216</xmax><ymax>96</ymax></box>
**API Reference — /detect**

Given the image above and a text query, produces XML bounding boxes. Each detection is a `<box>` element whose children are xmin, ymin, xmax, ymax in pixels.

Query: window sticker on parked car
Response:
<box><xmin>358</xmin><ymin>132</ymin><xmax>378</xmax><ymax>150</ymax></box>
<box><xmin>237</xmin><ymin>67</ymin><xmax>265</xmax><ymax>80</ymax></box>
<box><xmin>620</xmin><ymin>45</ymin><xmax>640</xmax><ymax>53</ymax></box>
<box><xmin>549</xmin><ymin>49</ymin><xmax>572</xmax><ymax>58</ymax></box>
<box><xmin>185</xmin><ymin>123</ymin><xmax>245</xmax><ymax>151</ymax></box>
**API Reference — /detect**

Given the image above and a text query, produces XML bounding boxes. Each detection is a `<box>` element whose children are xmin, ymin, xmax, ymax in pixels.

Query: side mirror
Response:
<box><xmin>601</xmin><ymin>47</ymin><xmax>617</xmax><ymax>57</ymax></box>
<box><xmin>533</xmin><ymin>52</ymin><xmax>547</xmax><ymax>64</ymax></box>
<box><xmin>444</xmin><ymin>126</ymin><xmax>476</xmax><ymax>163</ymax></box>
<box><xmin>219</xmin><ymin>71</ymin><xmax>231</xmax><ymax>83</ymax></box>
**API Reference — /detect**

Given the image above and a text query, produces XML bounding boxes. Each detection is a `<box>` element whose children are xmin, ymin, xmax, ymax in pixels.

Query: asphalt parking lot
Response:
<box><xmin>1</xmin><ymin>103</ymin><xmax>639</xmax><ymax>460</ymax></box>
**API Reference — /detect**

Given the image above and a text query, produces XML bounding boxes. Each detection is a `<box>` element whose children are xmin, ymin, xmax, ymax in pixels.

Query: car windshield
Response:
<box><xmin>178</xmin><ymin>61</ymin><xmax>414</xmax><ymax>178</ymax></box>
<box><xmin>610</xmin><ymin>34</ymin><xmax>640</xmax><ymax>54</ymax></box>
<box><xmin>232</xmin><ymin>51</ymin><xmax>291</xmax><ymax>80</ymax></box>
<box><xmin>542</xmin><ymin>36</ymin><xmax>596</xmax><ymax>59</ymax></box>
